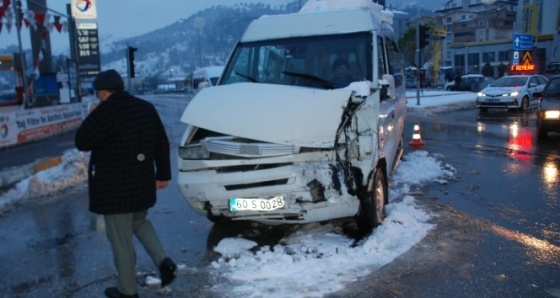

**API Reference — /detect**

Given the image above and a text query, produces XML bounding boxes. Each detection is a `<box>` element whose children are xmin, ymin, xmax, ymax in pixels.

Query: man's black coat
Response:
<box><xmin>75</xmin><ymin>91</ymin><xmax>171</xmax><ymax>214</ymax></box>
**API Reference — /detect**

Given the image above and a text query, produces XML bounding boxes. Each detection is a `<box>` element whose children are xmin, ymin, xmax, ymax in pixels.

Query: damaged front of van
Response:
<box><xmin>177</xmin><ymin>82</ymin><xmax>388</xmax><ymax>228</ymax></box>
<box><xmin>177</xmin><ymin>3</ymin><xmax>406</xmax><ymax>233</ymax></box>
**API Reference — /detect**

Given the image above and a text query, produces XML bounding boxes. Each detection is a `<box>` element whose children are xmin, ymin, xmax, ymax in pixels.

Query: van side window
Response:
<box><xmin>377</xmin><ymin>37</ymin><xmax>387</xmax><ymax>80</ymax></box>
<box><xmin>386</xmin><ymin>39</ymin><xmax>404</xmax><ymax>88</ymax></box>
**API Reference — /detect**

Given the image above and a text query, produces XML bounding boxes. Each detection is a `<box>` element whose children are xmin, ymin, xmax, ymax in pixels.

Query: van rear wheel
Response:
<box><xmin>356</xmin><ymin>169</ymin><xmax>387</xmax><ymax>234</ymax></box>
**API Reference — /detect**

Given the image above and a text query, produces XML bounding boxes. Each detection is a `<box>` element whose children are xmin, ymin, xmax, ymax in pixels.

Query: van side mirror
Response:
<box><xmin>380</xmin><ymin>74</ymin><xmax>395</xmax><ymax>101</ymax></box>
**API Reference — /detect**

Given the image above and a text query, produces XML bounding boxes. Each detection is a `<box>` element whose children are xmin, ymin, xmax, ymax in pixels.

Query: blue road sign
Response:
<box><xmin>513</xmin><ymin>33</ymin><xmax>533</xmax><ymax>50</ymax></box>
<box><xmin>513</xmin><ymin>51</ymin><xmax>520</xmax><ymax>65</ymax></box>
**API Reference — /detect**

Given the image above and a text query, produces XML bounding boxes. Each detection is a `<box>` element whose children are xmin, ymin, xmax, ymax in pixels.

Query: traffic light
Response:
<box><xmin>127</xmin><ymin>46</ymin><xmax>138</xmax><ymax>78</ymax></box>
<box><xmin>418</xmin><ymin>25</ymin><xmax>430</xmax><ymax>49</ymax></box>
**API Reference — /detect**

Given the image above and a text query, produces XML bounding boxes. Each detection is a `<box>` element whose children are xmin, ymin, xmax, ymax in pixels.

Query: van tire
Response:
<box><xmin>356</xmin><ymin>169</ymin><xmax>387</xmax><ymax>234</ymax></box>
<box><xmin>207</xmin><ymin>214</ymin><xmax>232</xmax><ymax>224</ymax></box>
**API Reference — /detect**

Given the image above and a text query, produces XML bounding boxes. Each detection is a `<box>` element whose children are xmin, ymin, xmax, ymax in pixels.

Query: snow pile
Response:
<box><xmin>394</xmin><ymin>150</ymin><xmax>456</xmax><ymax>185</ymax></box>
<box><xmin>0</xmin><ymin>149</ymin><xmax>89</xmax><ymax>211</ymax></box>
<box><xmin>209</xmin><ymin>150</ymin><xmax>453</xmax><ymax>298</ymax></box>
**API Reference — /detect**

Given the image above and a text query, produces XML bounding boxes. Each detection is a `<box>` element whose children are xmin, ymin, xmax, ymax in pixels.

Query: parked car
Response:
<box><xmin>444</xmin><ymin>74</ymin><xmax>492</xmax><ymax>91</ymax></box>
<box><xmin>176</xmin><ymin>2</ymin><xmax>407</xmax><ymax>234</ymax></box>
<box><xmin>405</xmin><ymin>78</ymin><xmax>417</xmax><ymax>89</ymax></box>
<box><xmin>543</xmin><ymin>62</ymin><xmax>560</xmax><ymax>78</ymax></box>
<box><xmin>534</xmin><ymin>75</ymin><xmax>560</xmax><ymax>139</ymax></box>
<box><xmin>476</xmin><ymin>74</ymin><xmax>548</xmax><ymax>111</ymax></box>
<box><xmin>458</xmin><ymin>76</ymin><xmax>494</xmax><ymax>92</ymax></box>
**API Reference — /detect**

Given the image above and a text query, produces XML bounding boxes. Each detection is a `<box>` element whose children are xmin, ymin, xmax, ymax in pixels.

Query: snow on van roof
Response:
<box><xmin>240</xmin><ymin>0</ymin><xmax>393</xmax><ymax>42</ymax></box>
<box><xmin>300</xmin><ymin>0</ymin><xmax>389</xmax><ymax>18</ymax></box>
<box><xmin>299</xmin><ymin>0</ymin><xmax>393</xmax><ymax>30</ymax></box>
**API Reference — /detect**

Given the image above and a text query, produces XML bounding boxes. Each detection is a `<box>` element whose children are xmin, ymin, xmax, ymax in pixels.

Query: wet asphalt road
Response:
<box><xmin>0</xmin><ymin>97</ymin><xmax>559</xmax><ymax>297</ymax></box>
<box><xmin>335</xmin><ymin>108</ymin><xmax>560</xmax><ymax>298</ymax></box>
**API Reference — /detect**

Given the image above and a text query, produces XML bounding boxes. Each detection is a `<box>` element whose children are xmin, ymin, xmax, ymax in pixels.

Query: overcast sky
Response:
<box><xmin>1</xmin><ymin>0</ymin><xmax>295</xmax><ymax>50</ymax></box>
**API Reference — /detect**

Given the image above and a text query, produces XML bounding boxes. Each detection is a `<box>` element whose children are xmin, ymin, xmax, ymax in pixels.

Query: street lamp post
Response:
<box><xmin>193</xmin><ymin>17</ymin><xmax>205</xmax><ymax>67</ymax></box>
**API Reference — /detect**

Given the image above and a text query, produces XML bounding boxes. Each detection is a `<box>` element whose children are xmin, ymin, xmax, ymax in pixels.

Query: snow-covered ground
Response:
<box><xmin>2</xmin><ymin>147</ymin><xmax>457</xmax><ymax>298</ymax></box>
<box><xmin>0</xmin><ymin>90</ymin><xmax>474</xmax><ymax>297</ymax></box>
<box><xmin>208</xmin><ymin>151</ymin><xmax>456</xmax><ymax>297</ymax></box>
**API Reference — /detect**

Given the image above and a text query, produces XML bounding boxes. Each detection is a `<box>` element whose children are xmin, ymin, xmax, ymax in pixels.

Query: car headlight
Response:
<box><xmin>544</xmin><ymin>110</ymin><xmax>560</xmax><ymax>119</ymax></box>
<box><xmin>477</xmin><ymin>92</ymin><xmax>486</xmax><ymax>97</ymax></box>
<box><xmin>178</xmin><ymin>144</ymin><xmax>210</xmax><ymax>159</ymax></box>
<box><xmin>509</xmin><ymin>91</ymin><xmax>519</xmax><ymax>96</ymax></box>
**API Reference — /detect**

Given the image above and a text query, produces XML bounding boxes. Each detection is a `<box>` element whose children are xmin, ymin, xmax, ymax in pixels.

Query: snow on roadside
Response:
<box><xmin>0</xmin><ymin>149</ymin><xmax>89</xmax><ymax>212</ymax></box>
<box><xmin>209</xmin><ymin>150</ymin><xmax>454</xmax><ymax>298</ymax></box>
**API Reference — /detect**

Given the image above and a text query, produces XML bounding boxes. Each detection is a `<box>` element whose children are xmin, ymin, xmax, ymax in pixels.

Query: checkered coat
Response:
<box><xmin>75</xmin><ymin>91</ymin><xmax>171</xmax><ymax>214</ymax></box>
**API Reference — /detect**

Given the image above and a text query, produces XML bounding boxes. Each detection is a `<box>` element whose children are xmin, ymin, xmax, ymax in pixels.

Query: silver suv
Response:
<box><xmin>177</xmin><ymin>3</ymin><xmax>407</xmax><ymax>233</ymax></box>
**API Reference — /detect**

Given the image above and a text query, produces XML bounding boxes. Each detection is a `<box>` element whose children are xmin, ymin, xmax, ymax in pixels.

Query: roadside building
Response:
<box><xmin>432</xmin><ymin>0</ymin><xmax>559</xmax><ymax>76</ymax></box>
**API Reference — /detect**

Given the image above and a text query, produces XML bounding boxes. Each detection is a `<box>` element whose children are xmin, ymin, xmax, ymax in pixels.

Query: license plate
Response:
<box><xmin>230</xmin><ymin>196</ymin><xmax>285</xmax><ymax>212</ymax></box>
<box><xmin>486</xmin><ymin>98</ymin><xmax>499</xmax><ymax>103</ymax></box>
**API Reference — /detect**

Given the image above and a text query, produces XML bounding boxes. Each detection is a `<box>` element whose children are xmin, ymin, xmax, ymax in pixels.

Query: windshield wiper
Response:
<box><xmin>283</xmin><ymin>71</ymin><xmax>335</xmax><ymax>89</ymax></box>
<box><xmin>235</xmin><ymin>71</ymin><xmax>258</xmax><ymax>83</ymax></box>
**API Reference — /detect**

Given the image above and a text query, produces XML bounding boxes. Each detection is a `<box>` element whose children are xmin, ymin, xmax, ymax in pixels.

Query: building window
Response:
<box><xmin>483</xmin><ymin>52</ymin><xmax>495</xmax><ymax>63</ymax></box>
<box><xmin>468</xmin><ymin>53</ymin><xmax>480</xmax><ymax>73</ymax></box>
<box><xmin>498</xmin><ymin>50</ymin><xmax>511</xmax><ymax>62</ymax></box>
<box><xmin>447</xmin><ymin>17</ymin><xmax>452</xmax><ymax>23</ymax></box>
<box><xmin>454</xmin><ymin>54</ymin><xmax>465</xmax><ymax>71</ymax></box>
<box><xmin>462</xmin><ymin>15</ymin><xmax>466</xmax><ymax>20</ymax></box>
<box><xmin>478</xmin><ymin>21</ymin><xmax>485</xmax><ymax>27</ymax></box>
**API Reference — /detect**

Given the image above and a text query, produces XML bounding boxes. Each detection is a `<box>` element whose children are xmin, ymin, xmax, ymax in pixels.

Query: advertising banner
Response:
<box><xmin>0</xmin><ymin>104</ymin><xmax>86</xmax><ymax>149</ymax></box>
<box><xmin>0</xmin><ymin>112</ymin><xmax>17</xmax><ymax>147</ymax></box>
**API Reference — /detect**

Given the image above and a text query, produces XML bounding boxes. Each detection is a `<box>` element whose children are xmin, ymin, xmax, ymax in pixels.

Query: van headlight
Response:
<box><xmin>178</xmin><ymin>144</ymin><xmax>210</xmax><ymax>159</ymax></box>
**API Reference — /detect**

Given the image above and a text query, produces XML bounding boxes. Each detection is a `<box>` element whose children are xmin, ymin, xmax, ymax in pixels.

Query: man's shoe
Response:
<box><xmin>104</xmin><ymin>287</ymin><xmax>139</xmax><ymax>298</ymax></box>
<box><xmin>159</xmin><ymin>257</ymin><xmax>177</xmax><ymax>287</ymax></box>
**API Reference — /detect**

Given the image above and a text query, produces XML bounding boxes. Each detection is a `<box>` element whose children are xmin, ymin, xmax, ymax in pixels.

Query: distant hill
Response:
<box><xmin>101</xmin><ymin>2</ymin><xmax>302</xmax><ymax>83</ymax></box>
<box><xmin>0</xmin><ymin>0</ymin><xmax>447</xmax><ymax>86</ymax></box>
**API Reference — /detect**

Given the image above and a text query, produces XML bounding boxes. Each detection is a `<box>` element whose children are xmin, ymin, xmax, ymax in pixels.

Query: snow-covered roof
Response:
<box><xmin>193</xmin><ymin>66</ymin><xmax>224</xmax><ymax>77</ymax></box>
<box><xmin>240</xmin><ymin>0</ymin><xmax>393</xmax><ymax>42</ymax></box>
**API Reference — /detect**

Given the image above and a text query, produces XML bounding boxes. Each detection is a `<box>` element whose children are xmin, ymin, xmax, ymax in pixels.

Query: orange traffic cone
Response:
<box><xmin>408</xmin><ymin>124</ymin><xmax>425</xmax><ymax>150</ymax></box>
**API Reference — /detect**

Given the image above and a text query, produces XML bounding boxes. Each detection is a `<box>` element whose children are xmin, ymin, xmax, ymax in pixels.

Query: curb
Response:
<box><xmin>0</xmin><ymin>156</ymin><xmax>63</xmax><ymax>189</ymax></box>
<box><xmin>32</xmin><ymin>156</ymin><xmax>62</xmax><ymax>173</ymax></box>
<box><xmin>407</xmin><ymin>101</ymin><xmax>475</xmax><ymax>113</ymax></box>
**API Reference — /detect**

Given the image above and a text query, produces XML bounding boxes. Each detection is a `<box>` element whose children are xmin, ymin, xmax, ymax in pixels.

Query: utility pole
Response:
<box><xmin>13</xmin><ymin>0</ymin><xmax>30</xmax><ymax>109</ymax></box>
<box><xmin>416</xmin><ymin>24</ymin><xmax>421</xmax><ymax>106</ymax></box>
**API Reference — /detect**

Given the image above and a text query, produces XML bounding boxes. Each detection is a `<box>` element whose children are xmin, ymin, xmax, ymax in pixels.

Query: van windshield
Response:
<box><xmin>220</xmin><ymin>33</ymin><xmax>371</xmax><ymax>89</ymax></box>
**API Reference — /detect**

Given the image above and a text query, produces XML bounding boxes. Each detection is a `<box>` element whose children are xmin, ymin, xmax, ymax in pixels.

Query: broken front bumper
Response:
<box><xmin>177</xmin><ymin>155</ymin><xmax>360</xmax><ymax>225</ymax></box>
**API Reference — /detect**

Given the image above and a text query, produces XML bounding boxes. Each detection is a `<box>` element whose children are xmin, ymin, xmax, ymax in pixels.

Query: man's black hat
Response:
<box><xmin>93</xmin><ymin>69</ymin><xmax>124</xmax><ymax>91</ymax></box>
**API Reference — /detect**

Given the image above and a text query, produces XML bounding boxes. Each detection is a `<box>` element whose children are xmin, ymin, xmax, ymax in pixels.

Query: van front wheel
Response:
<box><xmin>356</xmin><ymin>169</ymin><xmax>387</xmax><ymax>234</ymax></box>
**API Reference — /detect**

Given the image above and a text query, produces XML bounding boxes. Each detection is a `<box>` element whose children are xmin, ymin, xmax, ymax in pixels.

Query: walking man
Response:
<box><xmin>75</xmin><ymin>69</ymin><xmax>177</xmax><ymax>298</ymax></box>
